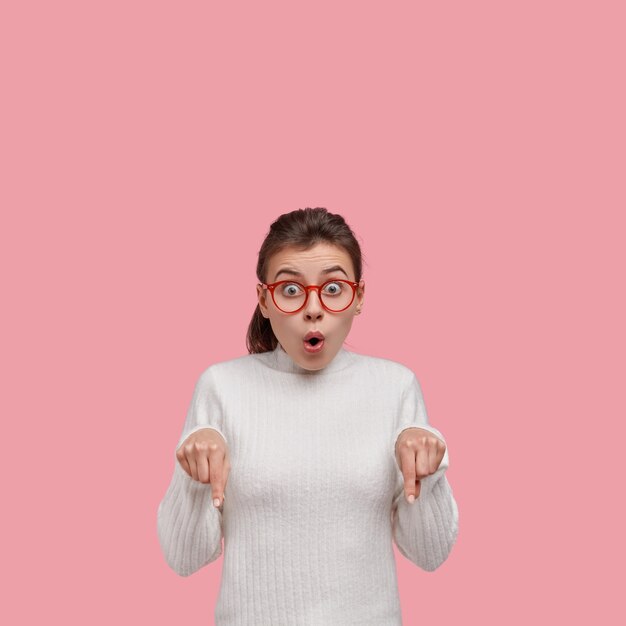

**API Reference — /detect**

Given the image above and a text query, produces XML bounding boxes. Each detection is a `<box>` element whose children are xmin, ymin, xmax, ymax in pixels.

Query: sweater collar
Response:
<box><xmin>267</xmin><ymin>341</ymin><xmax>355</xmax><ymax>375</ymax></box>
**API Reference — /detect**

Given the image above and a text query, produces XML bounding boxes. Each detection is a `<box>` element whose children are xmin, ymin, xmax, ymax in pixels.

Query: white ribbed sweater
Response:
<box><xmin>157</xmin><ymin>343</ymin><xmax>459</xmax><ymax>625</ymax></box>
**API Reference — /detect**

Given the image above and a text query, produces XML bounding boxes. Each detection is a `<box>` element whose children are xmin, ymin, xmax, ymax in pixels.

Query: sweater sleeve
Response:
<box><xmin>157</xmin><ymin>367</ymin><xmax>227</xmax><ymax>576</ymax></box>
<box><xmin>390</xmin><ymin>373</ymin><xmax>459</xmax><ymax>571</ymax></box>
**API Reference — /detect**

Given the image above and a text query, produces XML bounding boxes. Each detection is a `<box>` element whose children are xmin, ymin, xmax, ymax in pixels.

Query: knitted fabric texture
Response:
<box><xmin>157</xmin><ymin>343</ymin><xmax>459</xmax><ymax>625</ymax></box>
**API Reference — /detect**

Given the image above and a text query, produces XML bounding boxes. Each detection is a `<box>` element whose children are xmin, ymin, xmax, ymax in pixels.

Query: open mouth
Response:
<box><xmin>303</xmin><ymin>333</ymin><xmax>325</xmax><ymax>352</ymax></box>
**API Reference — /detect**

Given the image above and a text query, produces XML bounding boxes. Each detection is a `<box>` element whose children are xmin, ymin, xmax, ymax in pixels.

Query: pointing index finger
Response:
<box><xmin>397</xmin><ymin>445</ymin><xmax>418</xmax><ymax>503</ymax></box>
<box><xmin>208</xmin><ymin>443</ymin><xmax>225</xmax><ymax>507</ymax></box>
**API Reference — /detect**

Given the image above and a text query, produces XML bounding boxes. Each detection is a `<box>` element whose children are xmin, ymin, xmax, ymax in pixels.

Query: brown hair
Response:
<box><xmin>246</xmin><ymin>207</ymin><xmax>366</xmax><ymax>354</ymax></box>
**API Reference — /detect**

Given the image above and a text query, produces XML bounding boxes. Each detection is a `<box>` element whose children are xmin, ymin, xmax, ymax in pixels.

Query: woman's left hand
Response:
<box><xmin>395</xmin><ymin>428</ymin><xmax>446</xmax><ymax>503</ymax></box>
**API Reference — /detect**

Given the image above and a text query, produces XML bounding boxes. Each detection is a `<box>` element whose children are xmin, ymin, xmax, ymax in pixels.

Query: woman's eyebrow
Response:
<box><xmin>273</xmin><ymin>265</ymin><xmax>349</xmax><ymax>281</ymax></box>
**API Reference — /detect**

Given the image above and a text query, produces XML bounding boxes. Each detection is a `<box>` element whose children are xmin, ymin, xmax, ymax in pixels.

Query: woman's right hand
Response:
<box><xmin>176</xmin><ymin>428</ymin><xmax>230</xmax><ymax>508</ymax></box>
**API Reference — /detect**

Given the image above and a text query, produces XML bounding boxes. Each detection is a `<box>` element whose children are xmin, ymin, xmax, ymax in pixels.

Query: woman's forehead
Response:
<box><xmin>268</xmin><ymin>244</ymin><xmax>353</xmax><ymax>279</ymax></box>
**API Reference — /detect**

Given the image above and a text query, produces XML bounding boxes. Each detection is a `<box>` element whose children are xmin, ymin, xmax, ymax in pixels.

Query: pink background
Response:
<box><xmin>2</xmin><ymin>1</ymin><xmax>624</xmax><ymax>624</ymax></box>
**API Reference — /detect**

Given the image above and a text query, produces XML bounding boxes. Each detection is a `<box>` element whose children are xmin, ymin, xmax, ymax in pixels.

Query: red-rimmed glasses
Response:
<box><xmin>259</xmin><ymin>279</ymin><xmax>359</xmax><ymax>313</ymax></box>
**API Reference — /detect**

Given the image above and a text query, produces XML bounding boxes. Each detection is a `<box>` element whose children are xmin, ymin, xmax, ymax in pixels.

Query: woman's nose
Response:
<box><xmin>304</xmin><ymin>289</ymin><xmax>324</xmax><ymax>314</ymax></box>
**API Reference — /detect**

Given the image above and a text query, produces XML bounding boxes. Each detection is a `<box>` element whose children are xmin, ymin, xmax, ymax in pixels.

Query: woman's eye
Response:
<box><xmin>282</xmin><ymin>283</ymin><xmax>302</xmax><ymax>296</ymax></box>
<box><xmin>323</xmin><ymin>281</ymin><xmax>342</xmax><ymax>295</ymax></box>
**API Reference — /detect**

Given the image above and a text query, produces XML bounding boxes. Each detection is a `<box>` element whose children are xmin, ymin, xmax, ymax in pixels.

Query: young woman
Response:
<box><xmin>157</xmin><ymin>207</ymin><xmax>459</xmax><ymax>625</ymax></box>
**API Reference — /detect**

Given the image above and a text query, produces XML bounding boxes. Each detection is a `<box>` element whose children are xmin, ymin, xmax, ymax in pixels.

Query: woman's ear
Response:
<box><xmin>256</xmin><ymin>284</ymin><xmax>269</xmax><ymax>318</ymax></box>
<box><xmin>356</xmin><ymin>280</ymin><xmax>365</xmax><ymax>312</ymax></box>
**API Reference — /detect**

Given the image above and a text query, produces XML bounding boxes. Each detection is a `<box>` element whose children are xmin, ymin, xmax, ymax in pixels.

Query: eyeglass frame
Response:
<box><xmin>258</xmin><ymin>279</ymin><xmax>360</xmax><ymax>314</ymax></box>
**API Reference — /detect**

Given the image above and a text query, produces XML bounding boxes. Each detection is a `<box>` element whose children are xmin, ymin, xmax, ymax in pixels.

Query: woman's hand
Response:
<box><xmin>395</xmin><ymin>428</ymin><xmax>446</xmax><ymax>503</ymax></box>
<box><xmin>176</xmin><ymin>428</ymin><xmax>230</xmax><ymax>508</ymax></box>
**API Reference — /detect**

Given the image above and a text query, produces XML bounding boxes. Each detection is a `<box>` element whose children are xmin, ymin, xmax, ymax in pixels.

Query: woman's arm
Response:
<box><xmin>157</xmin><ymin>368</ymin><xmax>227</xmax><ymax>576</ymax></box>
<box><xmin>390</xmin><ymin>374</ymin><xmax>460</xmax><ymax>571</ymax></box>
<box><xmin>157</xmin><ymin>448</ymin><xmax>224</xmax><ymax>576</ymax></box>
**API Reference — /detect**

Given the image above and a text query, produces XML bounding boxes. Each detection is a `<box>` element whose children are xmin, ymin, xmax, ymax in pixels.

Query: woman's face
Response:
<box><xmin>256</xmin><ymin>242</ymin><xmax>365</xmax><ymax>371</ymax></box>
